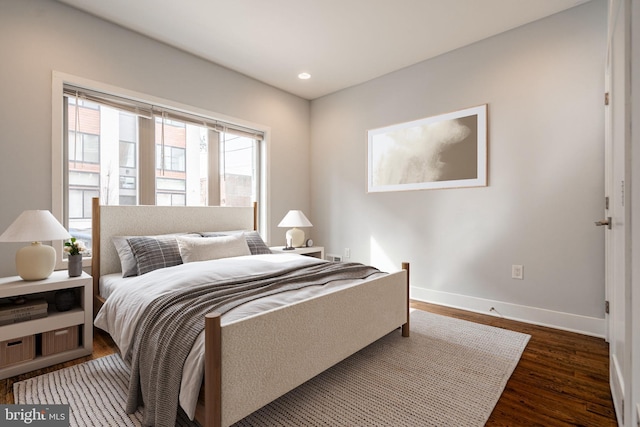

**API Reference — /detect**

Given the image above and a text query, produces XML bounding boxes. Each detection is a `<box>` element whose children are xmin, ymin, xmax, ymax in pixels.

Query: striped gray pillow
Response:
<box><xmin>127</xmin><ymin>235</ymin><xmax>183</xmax><ymax>275</ymax></box>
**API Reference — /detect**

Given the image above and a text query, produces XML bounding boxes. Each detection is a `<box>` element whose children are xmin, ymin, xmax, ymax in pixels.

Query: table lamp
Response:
<box><xmin>0</xmin><ymin>210</ymin><xmax>71</xmax><ymax>280</ymax></box>
<box><xmin>278</xmin><ymin>210</ymin><xmax>312</xmax><ymax>248</ymax></box>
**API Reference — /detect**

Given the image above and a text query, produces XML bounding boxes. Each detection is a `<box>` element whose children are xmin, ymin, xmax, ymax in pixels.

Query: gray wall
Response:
<box><xmin>0</xmin><ymin>0</ymin><xmax>311</xmax><ymax>276</ymax></box>
<box><xmin>310</xmin><ymin>1</ymin><xmax>607</xmax><ymax>323</ymax></box>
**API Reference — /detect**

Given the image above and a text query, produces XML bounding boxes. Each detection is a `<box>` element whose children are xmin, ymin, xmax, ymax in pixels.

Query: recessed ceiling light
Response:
<box><xmin>298</xmin><ymin>72</ymin><xmax>311</xmax><ymax>80</ymax></box>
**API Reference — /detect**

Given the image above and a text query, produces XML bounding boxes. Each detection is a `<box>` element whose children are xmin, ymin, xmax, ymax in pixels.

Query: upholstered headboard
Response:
<box><xmin>90</xmin><ymin>198</ymin><xmax>256</xmax><ymax>313</ymax></box>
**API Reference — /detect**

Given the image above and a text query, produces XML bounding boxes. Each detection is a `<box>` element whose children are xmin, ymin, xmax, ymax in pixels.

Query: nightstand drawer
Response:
<box><xmin>42</xmin><ymin>325</ymin><xmax>79</xmax><ymax>356</ymax></box>
<box><xmin>0</xmin><ymin>335</ymin><xmax>35</xmax><ymax>368</ymax></box>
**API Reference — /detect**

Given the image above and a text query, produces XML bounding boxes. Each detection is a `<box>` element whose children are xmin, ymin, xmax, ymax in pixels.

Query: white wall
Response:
<box><xmin>0</xmin><ymin>0</ymin><xmax>311</xmax><ymax>277</ymax></box>
<box><xmin>310</xmin><ymin>0</ymin><xmax>608</xmax><ymax>334</ymax></box>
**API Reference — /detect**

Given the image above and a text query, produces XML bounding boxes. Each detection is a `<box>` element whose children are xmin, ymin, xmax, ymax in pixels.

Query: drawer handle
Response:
<box><xmin>54</xmin><ymin>330</ymin><xmax>69</xmax><ymax>336</ymax></box>
<box><xmin>7</xmin><ymin>340</ymin><xmax>23</xmax><ymax>347</ymax></box>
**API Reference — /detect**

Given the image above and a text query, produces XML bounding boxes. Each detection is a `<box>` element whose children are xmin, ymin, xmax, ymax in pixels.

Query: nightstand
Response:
<box><xmin>0</xmin><ymin>271</ymin><xmax>93</xmax><ymax>379</ymax></box>
<box><xmin>270</xmin><ymin>246</ymin><xmax>325</xmax><ymax>259</ymax></box>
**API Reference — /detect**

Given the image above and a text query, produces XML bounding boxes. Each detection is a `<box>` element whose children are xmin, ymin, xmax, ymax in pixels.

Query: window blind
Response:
<box><xmin>63</xmin><ymin>85</ymin><xmax>264</xmax><ymax>141</ymax></box>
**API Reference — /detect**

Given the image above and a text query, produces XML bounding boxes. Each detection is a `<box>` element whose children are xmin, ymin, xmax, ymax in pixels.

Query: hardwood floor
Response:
<box><xmin>411</xmin><ymin>301</ymin><xmax>617</xmax><ymax>427</ymax></box>
<box><xmin>1</xmin><ymin>302</ymin><xmax>617</xmax><ymax>426</ymax></box>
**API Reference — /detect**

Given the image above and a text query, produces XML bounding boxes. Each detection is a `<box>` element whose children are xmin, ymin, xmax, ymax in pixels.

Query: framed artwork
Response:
<box><xmin>367</xmin><ymin>104</ymin><xmax>487</xmax><ymax>192</ymax></box>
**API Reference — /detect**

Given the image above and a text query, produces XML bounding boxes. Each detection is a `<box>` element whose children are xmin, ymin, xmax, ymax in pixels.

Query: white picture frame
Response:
<box><xmin>368</xmin><ymin>104</ymin><xmax>487</xmax><ymax>192</ymax></box>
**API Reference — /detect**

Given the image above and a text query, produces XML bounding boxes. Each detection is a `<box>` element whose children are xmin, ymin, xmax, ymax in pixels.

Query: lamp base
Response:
<box><xmin>285</xmin><ymin>228</ymin><xmax>305</xmax><ymax>248</ymax></box>
<box><xmin>16</xmin><ymin>242</ymin><xmax>56</xmax><ymax>281</ymax></box>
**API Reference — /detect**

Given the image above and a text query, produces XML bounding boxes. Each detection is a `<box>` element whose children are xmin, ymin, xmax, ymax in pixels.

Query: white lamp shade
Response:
<box><xmin>278</xmin><ymin>210</ymin><xmax>312</xmax><ymax>248</ymax></box>
<box><xmin>0</xmin><ymin>210</ymin><xmax>71</xmax><ymax>280</ymax></box>
<box><xmin>0</xmin><ymin>210</ymin><xmax>71</xmax><ymax>242</ymax></box>
<box><xmin>277</xmin><ymin>210</ymin><xmax>312</xmax><ymax>228</ymax></box>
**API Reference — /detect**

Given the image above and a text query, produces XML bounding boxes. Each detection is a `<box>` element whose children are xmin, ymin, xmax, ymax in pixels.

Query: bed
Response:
<box><xmin>90</xmin><ymin>198</ymin><xmax>410</xmax><ymax>427</ymax></box>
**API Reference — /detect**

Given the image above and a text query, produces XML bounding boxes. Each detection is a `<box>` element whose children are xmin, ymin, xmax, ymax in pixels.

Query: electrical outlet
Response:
<box><xmin>512</xmin><ymin>265</ymin><xmax>524</xmax><ymax>280</ymax></box>
<box><xmin>344</xmin><ymin>248</ymin><xmax>351</xmax><ymax>259</ymax></box>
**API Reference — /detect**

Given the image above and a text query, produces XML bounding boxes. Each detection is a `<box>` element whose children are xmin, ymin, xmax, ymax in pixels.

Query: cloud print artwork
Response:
<box><xmin>368</xmin><ymin>105</ymin><xmax>487</xmax><ymax>192</ymax></box>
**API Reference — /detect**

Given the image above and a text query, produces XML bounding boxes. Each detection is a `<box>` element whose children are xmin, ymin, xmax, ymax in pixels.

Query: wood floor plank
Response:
<box><xmin>411</xmin><ymin>301</ymin><xmax>617</xmax><ymax>427</ymax></box>
<box><xmin>1</xmin><ymin>303</ymin><xmax>618</xmax><ymax>427</ymax></box>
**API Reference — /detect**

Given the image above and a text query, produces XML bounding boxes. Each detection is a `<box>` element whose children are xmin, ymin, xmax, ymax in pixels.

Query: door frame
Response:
<box><xmin>630</xmin><ymin>1</ymin><xmax>639</xmax><ymax>425</ymax></box>
<box><xmin>605</xmin><ymin>0</ymin><xmax>632</xmax><ymax>425</ymax></box>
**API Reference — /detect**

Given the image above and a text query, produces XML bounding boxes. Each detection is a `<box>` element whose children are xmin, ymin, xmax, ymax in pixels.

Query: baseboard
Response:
<box><xmin>610</xmin><ymin>357</ymin><xmax>624</xmax><ymax>421</ymax></box>
<box><xmin>411</xmin><ymin>287</ymin><xmax>606</xmax><ymax>338</ymax></box>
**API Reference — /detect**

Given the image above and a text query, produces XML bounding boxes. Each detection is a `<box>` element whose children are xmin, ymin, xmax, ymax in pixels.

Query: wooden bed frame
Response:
<box><xmin>91</xmin><ymin>198</ymin><xmax>409</xmax><ymax>427</ymax></box>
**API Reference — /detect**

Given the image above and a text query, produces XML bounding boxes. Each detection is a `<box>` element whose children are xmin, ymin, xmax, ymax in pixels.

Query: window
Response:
<box><xmin>68</xmin><ymin>189</ymin><xmax>99</xmax><ymax>219</ymax></box>
<box><xmin>119</xmin><ymin>176</ymin><xmax>136</xmax><ymax>190</ymax></box>
<box><xmin>57</xmin><ymin>81</ymin><xmax>266</xmax><ymax>255</ymax></box>
<box><xmin>68</xmin><ymin>133</ymin><xmax>100</xmax><ymax>163</ymax></box>
<box><xmin>221</xmin><ymin>133</ymin><xmax>258</xmax><ymax>207</ymax></box>
<box><xmin>120</xmin><ymin>142</ymin><xmax>136</xmax><ymax>168</ymax></box>
<box><xmin>156</xmin><ymin>146</ymin><xmax>186</xmax><ymax>172</ymax></box>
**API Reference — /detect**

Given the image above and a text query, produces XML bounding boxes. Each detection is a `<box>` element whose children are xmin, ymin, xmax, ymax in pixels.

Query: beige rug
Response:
<box><xmin>14</xmin><ymin>310</ymin><xmax>529</xmax><ymax>426</ymax></box>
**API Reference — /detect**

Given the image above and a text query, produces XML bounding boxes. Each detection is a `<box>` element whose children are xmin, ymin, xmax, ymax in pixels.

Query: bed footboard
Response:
<box><xmin>198</xmin><ymin>263</ymin><xmax>410</xmax><ymax>427</ymax></box>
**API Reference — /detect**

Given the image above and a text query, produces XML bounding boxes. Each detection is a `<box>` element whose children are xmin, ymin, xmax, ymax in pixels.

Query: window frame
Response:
<box><xmin>52</xmin><ymin>71</ymin><xmax>270</xmax><ymax>270</ymax></box>
<box><xmin>155</xmin><ymin>144</ymin><xmax>186</xmax><ymax>172</ymax></box>
<box><xmin>68</xmin><ymin>132</ymin><xmax>100</xmax><ymax>164</ymax></box>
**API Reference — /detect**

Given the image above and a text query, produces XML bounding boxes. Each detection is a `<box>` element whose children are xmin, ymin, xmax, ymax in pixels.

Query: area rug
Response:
<box><xmin>14</xmin><ymin>310</ymin><xmax>530</xmax><ymax>427</ymax></box>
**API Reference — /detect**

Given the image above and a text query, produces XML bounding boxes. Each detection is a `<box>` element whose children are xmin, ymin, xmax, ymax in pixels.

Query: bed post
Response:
<box><xmin>205</xmin><ymin>312</ymin><xmax>222</xmax><ymax>427</ymax></box>
<box><xmin>252</xmin><ymin>201</ymin><xmax>258</xmax><ymax>231</ymax></box>
<box><xmin>91</xmin><ymin>197</ymin><xmax>102</xmax><ymax>318</ymax></box>
<box><xmin>401</xmin><ymin>262</ymin><xmax>410</xmax><ymax>337</ymax></box>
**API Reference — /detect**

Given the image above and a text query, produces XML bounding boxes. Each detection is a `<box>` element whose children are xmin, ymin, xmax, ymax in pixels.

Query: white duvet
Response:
<box><xmin>94</xmin><ymin>253</ymin><xmax>378</xmax><ymax>420</ymax></box>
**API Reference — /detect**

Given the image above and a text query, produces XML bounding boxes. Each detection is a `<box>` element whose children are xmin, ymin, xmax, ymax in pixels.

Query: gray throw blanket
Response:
<box><xmin>124</xmin><ymin>261</ymin><xmax>381</xmax><ymax>427</ymax></box>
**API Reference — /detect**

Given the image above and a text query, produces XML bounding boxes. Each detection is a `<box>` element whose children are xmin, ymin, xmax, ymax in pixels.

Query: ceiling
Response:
<box><xmin>57</xmin><ymin>0</ymin><xmax>590</xmax><ymax>100</ymax></box>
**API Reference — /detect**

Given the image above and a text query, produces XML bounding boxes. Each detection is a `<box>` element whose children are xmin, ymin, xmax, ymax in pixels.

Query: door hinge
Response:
<box><xmin>605</xmin><ymin>92</ymin><xmax>610</xmax><ymax>105</ymax></box>
<box><xmin>605</xmin><ymin>196</ymin><xmax>609</xmax><ymax>210</ymax></box>
<box><xmin>605</xmin><ymin>300</ymin><xmax>610</xmax><ymax>314</ymax></box>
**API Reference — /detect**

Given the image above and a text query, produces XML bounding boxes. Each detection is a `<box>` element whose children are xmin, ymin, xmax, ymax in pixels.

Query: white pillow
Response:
<box><xmin>176</xmin><ymin>234</ymin><xmax>251</xmax><ymax>263</ymax></box>
<box><xmin>112</xmin><ymin>236</ymin><xmax>138</xmax><ymax>277</ymax></box>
